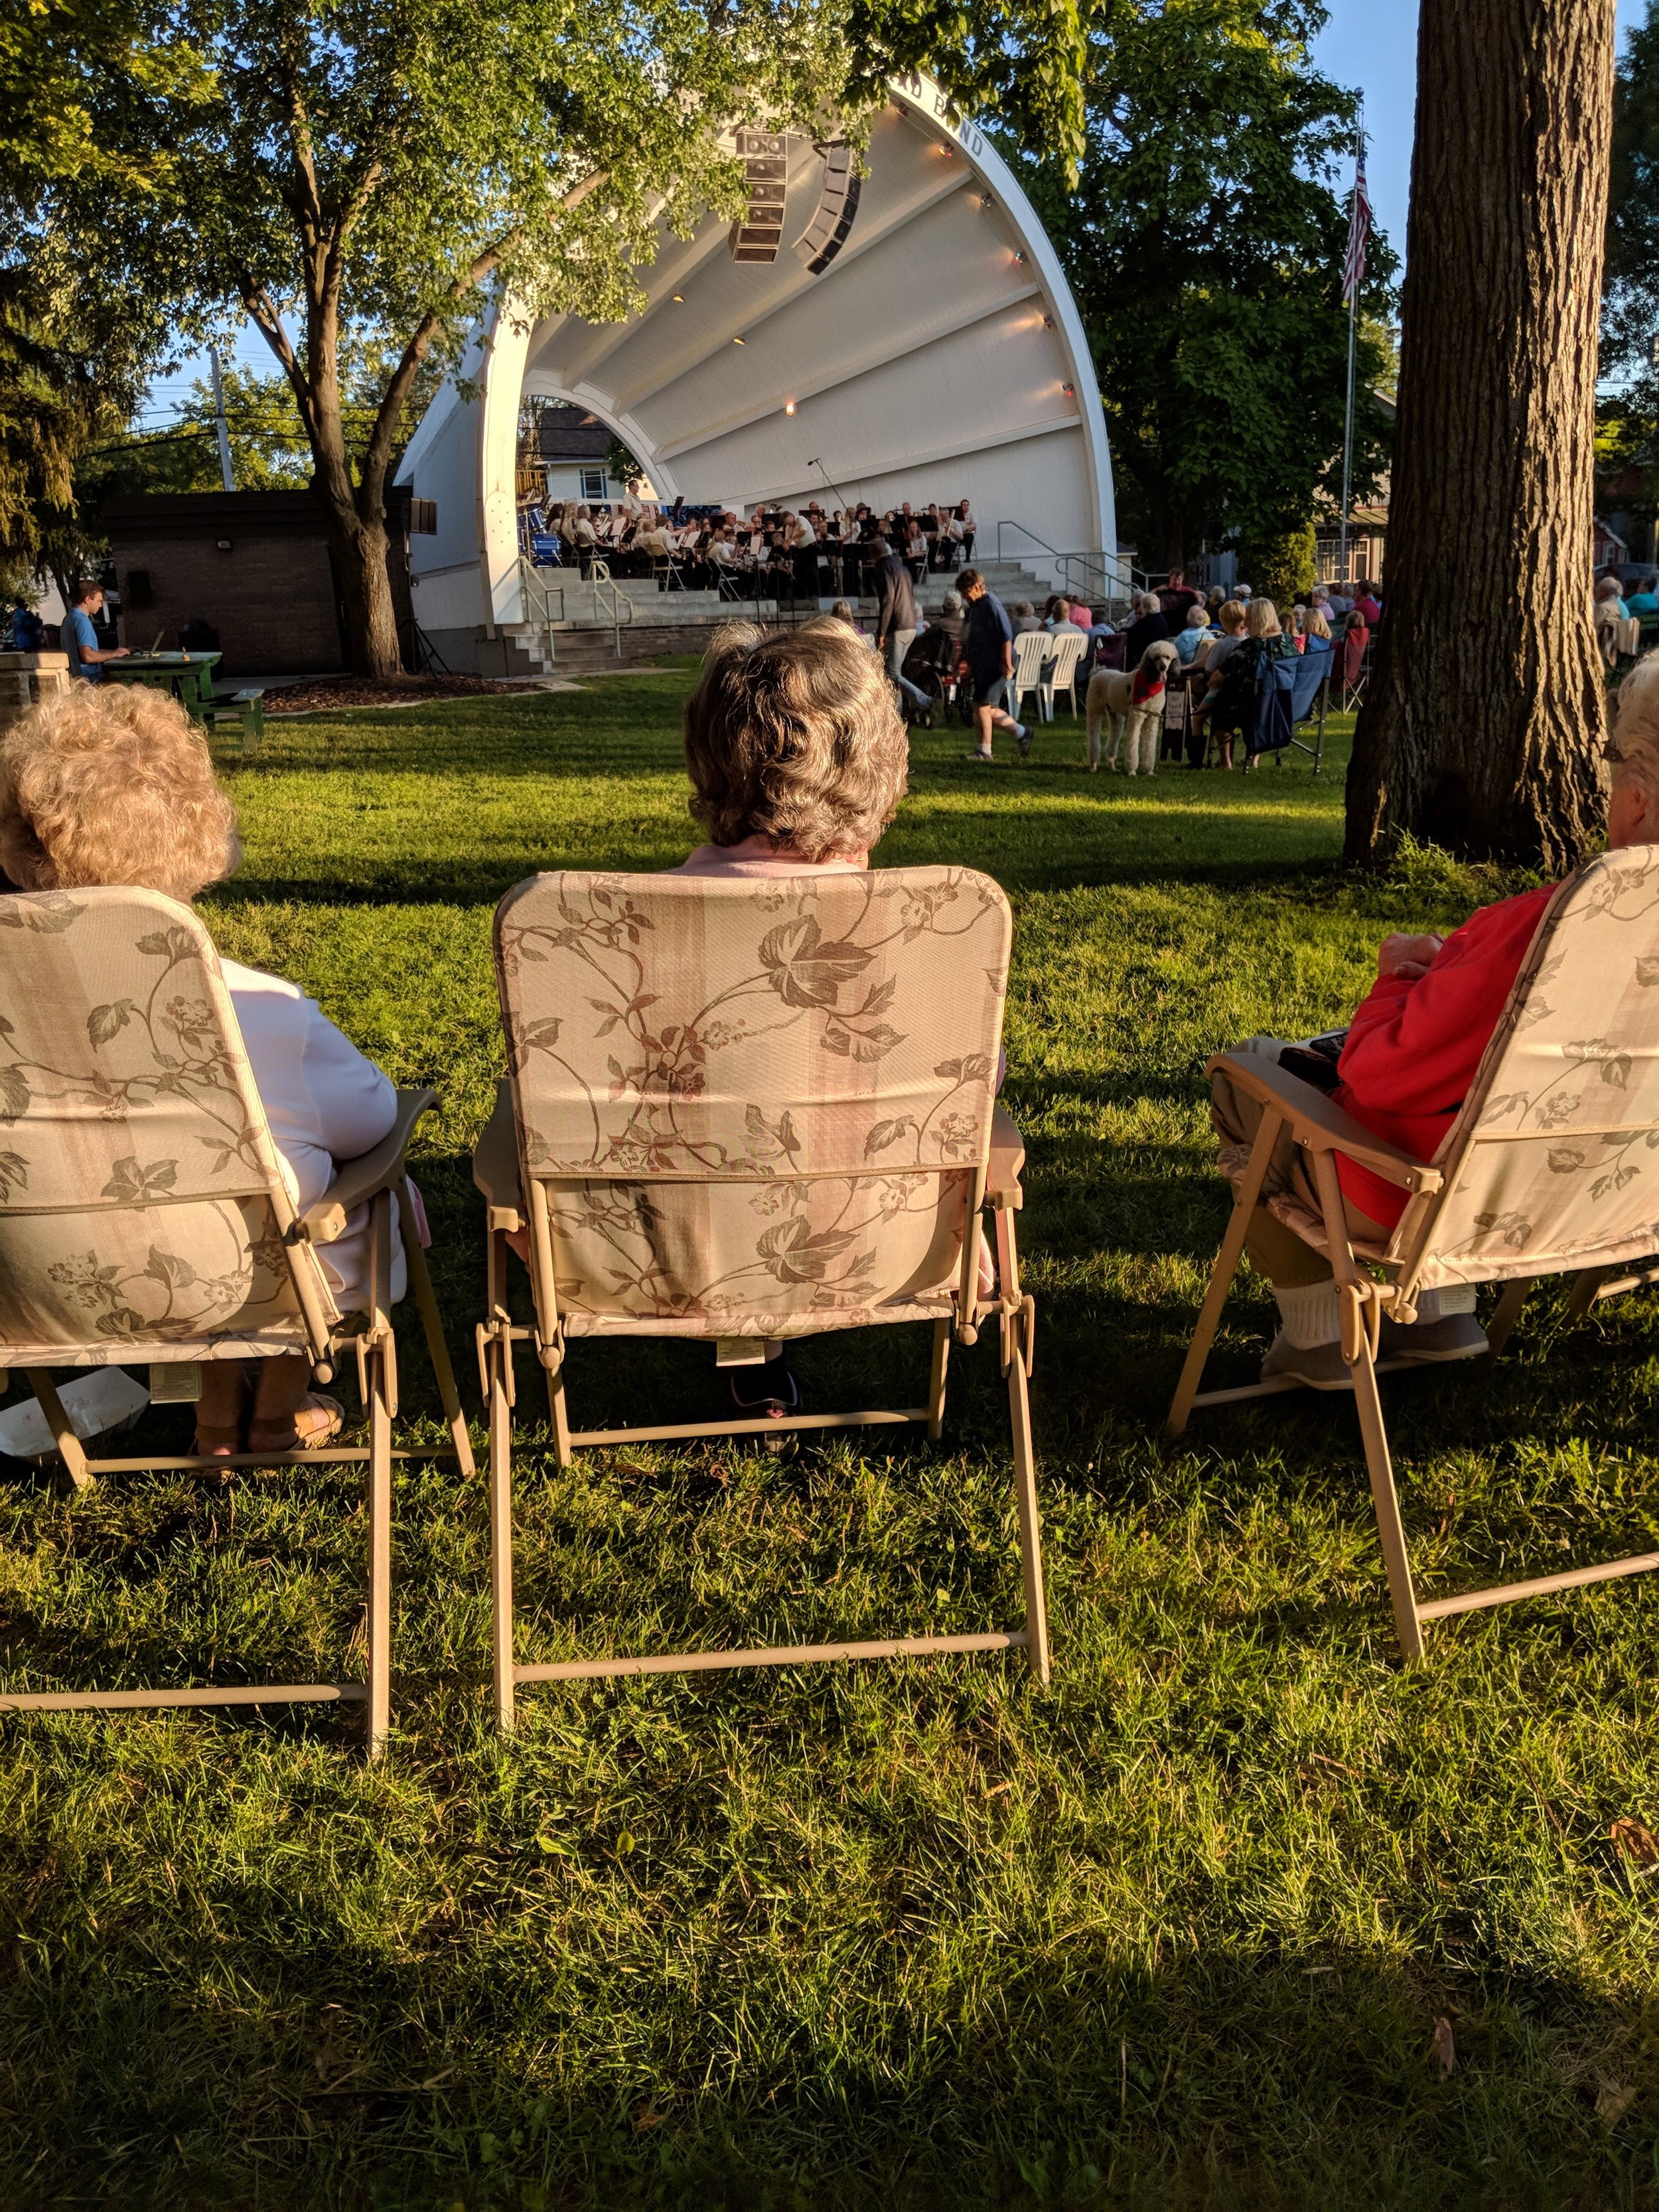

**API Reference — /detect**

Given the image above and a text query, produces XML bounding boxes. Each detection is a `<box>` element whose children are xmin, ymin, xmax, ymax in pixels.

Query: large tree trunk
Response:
<box><xmin>318</xmin><ymin>493</ymin><xmax>401</xmax><ymax>679</ymax></box>
<box><xmin>1344</xmin><ymin>0</ymin><xmax>1615</xmax><ymax>870</ymax></box>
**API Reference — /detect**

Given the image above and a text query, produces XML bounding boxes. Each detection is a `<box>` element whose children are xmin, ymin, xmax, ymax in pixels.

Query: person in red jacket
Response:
<box><xmin>1209</xmin><ymin>668</ymin><xmax>1659</xmax><ymax>1387</ymax></box>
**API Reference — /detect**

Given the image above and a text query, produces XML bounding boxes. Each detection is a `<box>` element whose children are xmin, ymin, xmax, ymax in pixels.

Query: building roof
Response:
<box><xmin>538</xmin><ymin>411</ymin><xmax>612</xmax><ymax>463</ymax></box>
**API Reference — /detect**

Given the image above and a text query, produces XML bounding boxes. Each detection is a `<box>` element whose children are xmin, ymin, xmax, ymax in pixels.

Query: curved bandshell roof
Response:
<box><xmin>401</xmin><ymin>76</ymin><xmax>1115</xmax><ymax>638</ymax></box>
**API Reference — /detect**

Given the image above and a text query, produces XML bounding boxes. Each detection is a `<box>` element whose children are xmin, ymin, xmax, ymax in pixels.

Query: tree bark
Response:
<box><xmin>1344</xmin><ymin>0</ymin><xmax>1615</xmax><ymax>870</ymax></box>
<box><xmin>319</xmin><ymin>494</ymin><xmax>400</xmax><ymax>678</ymax></box>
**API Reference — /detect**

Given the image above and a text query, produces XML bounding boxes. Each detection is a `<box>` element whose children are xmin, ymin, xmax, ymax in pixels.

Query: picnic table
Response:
<box><xmin>103</xmin><ymin>652</ymin><xmax>265</xmax><ymax>751</ymax></box>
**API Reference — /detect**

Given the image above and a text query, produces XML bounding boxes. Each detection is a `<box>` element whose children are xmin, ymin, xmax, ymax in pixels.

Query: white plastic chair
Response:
<box><xmin>1010</xmin><ymin>628</ymin><xmax>1050</xmax><ymax>722</ymax></box>
<box><xmin>1040</xmin><ymin>633</ymin><xmax>1087</xmax><ymax>721</ymax></box>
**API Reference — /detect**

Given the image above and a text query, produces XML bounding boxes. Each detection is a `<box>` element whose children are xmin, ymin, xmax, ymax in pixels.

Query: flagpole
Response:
<box><xmin>1338</xmin><ymin>113</ymin><xmax>1364</xmax><ymax>588</ymax></box>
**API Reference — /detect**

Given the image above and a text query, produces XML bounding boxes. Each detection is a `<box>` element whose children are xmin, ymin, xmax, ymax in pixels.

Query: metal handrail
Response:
<box><xmin>993</xmin><ymin>523</ymin><xmax>1146</xmax><ymax>611</ymax></box>
<box><xmin>589</xmin><ymin>561</ymin><xmax>634</xmax><ymax>657</ymax></box>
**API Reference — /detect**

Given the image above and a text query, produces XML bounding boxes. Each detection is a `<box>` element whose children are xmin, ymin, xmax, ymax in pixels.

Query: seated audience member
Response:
<box><xmin>1208</xmin><ymin>650</ymin><xmax>1659</xmax><ymax>1390</ymax></box>
<box><xmin>1205</xmin><ymin>586</ymin><xmax>1227</xmax><ymax>619</ymax></box>
<box><xmin>1123</xmin><ymin>591</ymin><xmax>1171</xmax><ymax>666</ymax></box>
<box><xmin>0</xmin><ymin>684</ymin><xmax>419</xmax><ymax>1456</ymax></box>
<box><xmin>674</xmin><ymin>619</ymin><xmax>966</xmax><ymax>1412</ymax></box>
<box><xmin>1597</xmin><ymin>575</ymin><xmax>1631</xmax><ymax>623</ymax></box>
<box><xmin>1173</xmin><ymin>603</ymin><xmax>1212</xmax><ymax>665</ymax></box>
<box><xmin>931</xmin><ymin>589</ymin><xmax>966</xmax><ymax>644</ymax></box>
<box><xmin>1043</xmin><ymin>595</ymin><xmax>1084</xmax><ymax>637</ymax></box>
<box><xmin>1353</xmin><ymin>580</ymin><xmax>1383</xmax><ymax>626</ymax></box>
<box><xmin>1628</xmin><ymin>575</ymin><xmax>1659</xmax><ymax>619</ymax></box>
<box><xmin>1011</xmin><ymin>600</ymin><xmax>1044</xmax><ymax>635</ymax></box>
<box><xmin>1302</xmin><ymin>606</ymin><xmax>1334</xmax><ymax>650</ymax></box>
<box><xmin>1157</xmin><ymin>569</ymin><xmax>1202</xmax><ymax>625</ymax></box>
<box><xmin>1190</xmin><ymin>598</ymin><xmax>1250</xmax><ymax>767</ymax></box>
<box><xmin>829</xmin><ymin>598</ymin><xmax>870</xmax><ymax>638</ymax></box>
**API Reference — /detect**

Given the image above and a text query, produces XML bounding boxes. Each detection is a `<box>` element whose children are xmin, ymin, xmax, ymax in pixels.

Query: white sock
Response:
<box><xmin>1273</xmin><ymin>1278</ymin><xmax>1342</xmax><ymax>1349</ymax></box>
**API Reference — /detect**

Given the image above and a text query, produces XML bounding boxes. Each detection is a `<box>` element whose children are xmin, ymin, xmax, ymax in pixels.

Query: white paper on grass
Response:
<box><xmin>0</xmin><ymin>1370</ymin><xmax>151</xmax><ymax>1459</ymax></box>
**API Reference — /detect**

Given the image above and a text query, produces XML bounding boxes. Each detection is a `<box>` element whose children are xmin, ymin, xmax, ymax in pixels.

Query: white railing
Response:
<box><xmin>518</xmin><ymin>557</ymin><xmax>636</xmax><ymax>659</ymax></box>
<box><xmin>993</xmin><ymin>524</ymin><xmax>1145</xmax><ymax>619</ymax></box>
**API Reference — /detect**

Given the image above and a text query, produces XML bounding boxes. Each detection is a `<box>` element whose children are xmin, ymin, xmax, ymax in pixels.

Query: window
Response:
<box><xmin>579</xmin><ymin>467</ymin><xmax>608</xmax><ymax>501</ymax></box>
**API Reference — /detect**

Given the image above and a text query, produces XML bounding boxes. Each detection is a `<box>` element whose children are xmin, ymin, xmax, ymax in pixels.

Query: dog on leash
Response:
<box><xmin>1086</xmin><ymin>638</ymin><xmax>1181</xmax><ymax>773</ymax></box>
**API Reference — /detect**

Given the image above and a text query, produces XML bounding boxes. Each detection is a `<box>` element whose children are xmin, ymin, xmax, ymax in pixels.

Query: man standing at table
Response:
<box><xmin>64</xmin><ymin>579</ymin><xmax>129</xmax><ymax>683</ymax></box>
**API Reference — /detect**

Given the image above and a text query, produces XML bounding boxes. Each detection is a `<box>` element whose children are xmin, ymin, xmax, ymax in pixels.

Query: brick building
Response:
<box><xmin>100</xmin><ymin>490</ymin><xmax>434</xmax><ymax>676</ymax></box>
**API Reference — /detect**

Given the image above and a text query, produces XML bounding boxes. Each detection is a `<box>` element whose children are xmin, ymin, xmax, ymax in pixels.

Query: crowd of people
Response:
<box><xmin>524</xmin><ymin>493</ymin><xmax>977</xmax><ymax>601</ymax></box>
<box><xmin>6</xmin><ymin>613</ymin><xmax>1654</xmax><ymax>1433</ymax></box>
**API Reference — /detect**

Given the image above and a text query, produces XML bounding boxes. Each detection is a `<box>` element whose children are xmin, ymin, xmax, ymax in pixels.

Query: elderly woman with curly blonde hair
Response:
<box><xmin>0</xmin><ymin>683</ymin><xmax>414</xmax><ymax>1456</ymax></box>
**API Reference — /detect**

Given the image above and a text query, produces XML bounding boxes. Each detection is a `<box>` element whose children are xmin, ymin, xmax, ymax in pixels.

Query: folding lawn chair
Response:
<box><xmin>1167</xmin><ymin>846</ymin><xmax>1659</xmax><ymax>1659</ymax></box>
<box><xmin>472</xmin><ymin>867</ymin><xmax>1049</xmax><ymax>1724</ymax></box>
<box><xmin>0</xmin><ymin>888</ymin><xmax>475</xmax><ymax>1753</ymax></box>
<box><xmin>1340</xmin><ymin>617</ymin><xmax>1371</xmax><ymax>709</ymax></box>
<box><xmin>1268</xmin><ymin>640</ymin><xmax>1334</xmax><ymax>773</ymax></box>
<box><xmin>1010</xmin><ymin>628</ymin><xmax>1050</xmax><ymax>724</ymax></box>
<box><xmin>1039</xmin><ymin>632</ymin><xmax>1087</xmax><ymax>722</ymax></box>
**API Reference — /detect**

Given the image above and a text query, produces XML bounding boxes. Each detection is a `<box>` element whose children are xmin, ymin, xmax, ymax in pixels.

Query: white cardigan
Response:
<box><xmin>222</xmin><ymin>960</ymin><xmax>407</xmax><ymax>1311</ymax></box>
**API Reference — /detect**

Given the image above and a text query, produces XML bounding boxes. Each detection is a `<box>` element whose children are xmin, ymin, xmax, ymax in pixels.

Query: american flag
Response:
<box><xmin>1341</xmin><ymin>148</ymin><xmax>1372</xmax><ymax>306</ymax></box>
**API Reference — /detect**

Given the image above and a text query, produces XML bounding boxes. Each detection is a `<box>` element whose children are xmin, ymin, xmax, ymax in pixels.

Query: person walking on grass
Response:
<box><xmin>958</xmin><ymin>567</ymin><xmax>1031</xmax><ymax>763</ymax></box>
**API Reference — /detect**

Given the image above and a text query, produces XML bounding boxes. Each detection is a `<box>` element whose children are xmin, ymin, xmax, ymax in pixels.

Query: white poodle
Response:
<box><xmin>1086</xmin><ymin>638</ymin><xmax>1181</xmax><ymax>774</ymax></box>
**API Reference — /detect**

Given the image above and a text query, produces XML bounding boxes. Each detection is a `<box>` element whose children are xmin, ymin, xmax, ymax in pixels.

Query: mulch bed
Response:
<box><xmin>263</xmin><ymin>672</ymin><xmax>545</xmax><ymax>714</ymax></box>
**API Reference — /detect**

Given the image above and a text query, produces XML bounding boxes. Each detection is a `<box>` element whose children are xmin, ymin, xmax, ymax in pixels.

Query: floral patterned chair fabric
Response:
<box><xmin>1172</xmin><ymin>844</ymin><xmax>1659</xmax><ymax>1660</ymax></box>
<box><xmin>494</xmin><ymin>868</ymin><xmax>1012</xmax><ymax>1339</ymax></box>
<box><xmin>0</xmin><ymin>887</ymin><xmax>336</xmax><ymax>1365</ymax></box>
<box><xmin>1250</xmin><ymin>850</ymin><xmax>1659</xmax><ymax>1291</ymax></box>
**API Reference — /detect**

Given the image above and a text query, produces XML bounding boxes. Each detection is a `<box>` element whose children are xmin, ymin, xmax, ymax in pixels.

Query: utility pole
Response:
<box><xmin>209</xmin><ymin>347</ymin><xmax>234</xmax><ymax>492</ymax></box>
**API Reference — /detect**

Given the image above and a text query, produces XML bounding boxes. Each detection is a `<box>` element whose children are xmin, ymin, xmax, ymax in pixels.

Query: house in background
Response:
<box><xmin>517</xmin><ymin>402</ymin><xmax>624</xmax><ymax>508</ymax></box>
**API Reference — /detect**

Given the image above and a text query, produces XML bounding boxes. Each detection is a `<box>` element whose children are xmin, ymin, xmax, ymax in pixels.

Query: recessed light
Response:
<box><xmin>1062</xmin><ymin>382</ymin><xmax>1074</xmax><ymax>396</ymax></box>
<box><xmin>671</xmin><ymin>292</ymin><xmax>684</xmax><ymax>302</ymax></box>
<box><xmin>1043</xmin><ymin>315</ymin><xmax>1054</xmax><ymax>329</ymax></box>
<box><xmin>1013</xmin><ymin>251</ymin><xmax>1027</xmax><ymax>265</ymax></box>
<box><xmin>784</xmin><ymin>400</ymin><xmax>796</xmax><ymax>415</ymax></box>
<box><xmin>733</xmin><ymin>334</ymin><xmax>745</xmax><ymax>345</ymax></box>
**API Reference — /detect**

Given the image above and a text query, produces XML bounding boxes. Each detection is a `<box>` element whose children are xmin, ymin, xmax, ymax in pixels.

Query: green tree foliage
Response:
<box><xmin>38</xmin><ymin>0</ymin><xmax>1089</xmax><ymax>674</ymax></box>
<box><xmin>1599</xmin><ymin>0</ymin><xmax>1659</xmax><ymax>548</ymax></box>
<box><xmin>1019</xmin><ymin>0</ymin><xmax>1396</xmax><ymax>575</ymax></box>
<box><xmin>1234</xmin><ymin>517</ymin><xmax>1314</xmax><ymax>605</ymax></box>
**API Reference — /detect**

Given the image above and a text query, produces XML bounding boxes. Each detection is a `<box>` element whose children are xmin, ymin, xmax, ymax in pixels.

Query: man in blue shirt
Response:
<box><xmin>958</xmin><ymin>567</ymin><xmax>1030</xmax><ymax>763</ymax></box>
<box><xmin>64</xmin><ymin>579</ymin><xmax>130</xmax><ymax>683</ymax></box>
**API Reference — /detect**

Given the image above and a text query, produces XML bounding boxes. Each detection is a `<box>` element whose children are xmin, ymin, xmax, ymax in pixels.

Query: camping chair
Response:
<box><xmin>1010</xmin><ymin>628</ymin><xmax>1050</xmax><ymax>723</ymax></box>
<box><xmin>1039</xmin><ymin>632</ymin><xmax>1088</xmax><ymax>721</ymax></box>
<box><xmin>472</xmin><ymin>867</ymin><xmax>1049</xmax><ymax>1726</ymax></box>
<box><xmin>1167</xmin><ymin>846</ymin><xmax>1659</xmax><ymax>1659</ymax></box>
<box><xmin>0</xmin><ymin>888</ymin><xmax>475</xmax><ymax>1753</ymax></box>
<box><xmin>1340</xmin><ymin>617</ymin><xmax>1371</xmax><ymax>709</ymax></box>
<box><xmin>1268</xmin><ymin>640</ymin><xmax>1335</xmax><ymax>773</ymax></box>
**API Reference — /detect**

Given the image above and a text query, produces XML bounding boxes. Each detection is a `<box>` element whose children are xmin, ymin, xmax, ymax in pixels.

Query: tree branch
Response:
<box><xmin>357</xmin><ymin>240</ymin><xmax>506</xmax><ymax>504</ymax></box>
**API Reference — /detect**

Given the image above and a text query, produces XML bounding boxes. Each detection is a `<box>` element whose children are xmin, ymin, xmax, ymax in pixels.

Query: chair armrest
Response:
<box><xmin>987</xmin><ymin>1102</ymin><xmax>1025</xmax><ymax>1209</ymax></box>
<box><xmin>299</xmin><ymin>1086</ymin><xmax>436</xmax><ymax>1243</ymax></box>
<box><xmin>471</xmin><ymin>1078</ymin><xmax>524</xmax><ymax>1224</ymax></box>
<box><xmin>1208</xmin><ymin>1051</ymin><xmax>1443</xmax><ymax>1192</ymax></box>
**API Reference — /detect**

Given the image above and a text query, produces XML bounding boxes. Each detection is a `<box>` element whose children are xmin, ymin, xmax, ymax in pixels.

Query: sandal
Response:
<box><xmin>729</xmin><ymin>1357</ymin><xmax>799</xmax><ymax>1421</ymax></box>
<box><xmin>246</xmin><ymin>1393</ymin><xmax>344</xmax><ymax>1455</ymax></box>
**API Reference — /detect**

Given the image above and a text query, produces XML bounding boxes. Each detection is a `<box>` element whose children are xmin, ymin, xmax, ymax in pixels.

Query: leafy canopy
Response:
<box><xmin>1019</xmin><ymin>0</ymin><xmax>1395</xmax><ymax>573</ymax></box>
<box><xmin>1598</xmin><ymin>0</ymin><xmax>1659</xmax><ymax>543</ymax></box>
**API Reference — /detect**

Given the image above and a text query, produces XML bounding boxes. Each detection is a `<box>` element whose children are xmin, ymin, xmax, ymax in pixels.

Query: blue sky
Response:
<box><xmin>141</xmin><ymin>2</ymin><xmax>1656</xmax><ymax>425</ymax></box>
<box><xmin>1311</xmin><ymin>0</ymin><xmax>1650</xmax><ymax>271</ymax></box>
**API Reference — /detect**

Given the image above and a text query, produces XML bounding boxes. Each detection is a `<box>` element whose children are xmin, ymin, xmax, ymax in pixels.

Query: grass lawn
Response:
<box><xmin>3</xmin><ymin>677</ymin><xmax>1659</xmax><ymax>2211</ymax></box>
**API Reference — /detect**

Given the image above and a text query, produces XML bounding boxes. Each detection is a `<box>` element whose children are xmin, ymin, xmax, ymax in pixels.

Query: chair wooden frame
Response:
<box><xmin>1</xmin><ymin>1087</ymin><xmax>475</xmax><ymax>1755</ymax></box>
<box><xmin>473</xmin><ymin>1086</ymin><xmax>1048</xmax><ymax>1730</ymax></box>
<box><xmin>1166</xmin><ymin>1051</ymin><xmax>1659</xmax><ymax>1659</ymax></box>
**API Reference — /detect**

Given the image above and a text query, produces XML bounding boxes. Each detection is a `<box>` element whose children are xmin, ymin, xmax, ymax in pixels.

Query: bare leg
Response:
<box><xmin>196</xmin><ymin>1358</ymin><xmax>252</xmax><ymax>1453</ymax></box>
<box><xmin>248</xmin><ymin>1353</ymin><xmax>340</xmax><ymax>1450</ymax></box>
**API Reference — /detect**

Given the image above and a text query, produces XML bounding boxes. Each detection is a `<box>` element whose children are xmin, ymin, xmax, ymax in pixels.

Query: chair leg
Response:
<box><xmin>1005</xmin><ymin>1325</ymin><xmax>1050</xmax><ymax>1683</ymax></box>
<box><xmin>1165</xmin><ymin>1110</ymin><xmax>1283</xmax><ymax>1435</ymax></box>
<box><xmin>1565</xmin><ymin>1266</ymin><xmax>1612</xmax><ymax>1323</ymax></box>
<box><xmin>398</xmin><ymin>1177</ymin><xmax>475</xmax><ymax>1476</ymax></box>
<box><xmin>545</xmin><ymin>1354</ymin><xmax>572</xmax><ymax>1469</ymax></box>
<box><xmin>24</xmin><ymin>1369</ymin><xmax>92</xmax><ymax>1491</ymax></box>
<box><xmin>366</xmin><ymin>1339</ymin><xmax>394</xmax><ymax>1757</ymax></box>
<box><xmin>365</xmin><ymin>1191</ymin><xmax>395</xmax><ymax>1757</ymax></box>
<box><xmin>1350</xmin><ymin>1335</ymin><xmax>1424</xmax><ymax>1662</ymax></box>
<box><xmin>1310</xmin><ymin>1149</ymin><xmax>1424</xmax><ymax>1663</ymax></box>
<box><xmin>1486</xmin><ymin>1276</ymin><xmax>1535</xmax><ymax>1356</ymax></box>
<box><xmin>927</xmin><ymin>1319</ymin><xmax>952</xmax><ymax>1441</ymax></box>
<box><xmin>488</xmin><ymin>1335</ymin><xmax>516</xmax><ymax>1735</ymax></box>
